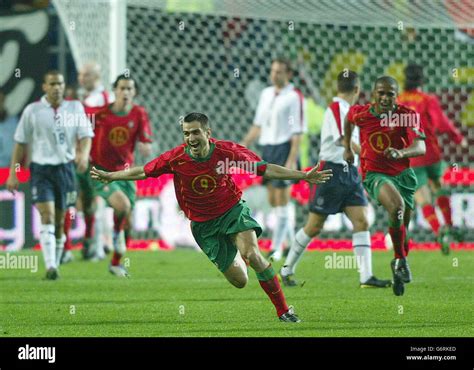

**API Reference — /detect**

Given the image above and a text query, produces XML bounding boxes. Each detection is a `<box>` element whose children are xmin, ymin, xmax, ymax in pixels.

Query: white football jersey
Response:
<box><xmin>319</xmin><ymin>97</ymin><xmax>359</xmax><ymax>166</ymax></box>
<box><xmin>254</xmin><ymin>83</ymin><xmax>307</xmax><ymax>145</ymax></box>
<box><xmin>14</xmin><ymin>96</ymin><xmax>94</xmax><ymax>165</ymax></box>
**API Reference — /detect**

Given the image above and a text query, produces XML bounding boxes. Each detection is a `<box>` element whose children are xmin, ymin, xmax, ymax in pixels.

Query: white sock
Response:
<box><xmin>353</xmin><ymin>231</ymin><xmax>372</xmax><ymax>283</ymax></box>
<box><xmin>55</xmin><ymin>234</ymin><xmax>66</xmax><ymax>267</ymax></box>
<box><xmin>40</xmin><ymin>224</ymin><xmax>56</xmax><ymax>269</ymax></box>
<box><xmin>281</xmin><ymin>228</ymin><xmax>312</xmax><ymax>276</ymax></box>
<box><xmin>113</xmin><ymin>230</ymin><xmax>126</xmax><ymax>255</ymax></box>
<box><xmin>271</xmin><ymin>205</ymin><xmax>290</xmax><ymax>252</ymax></box>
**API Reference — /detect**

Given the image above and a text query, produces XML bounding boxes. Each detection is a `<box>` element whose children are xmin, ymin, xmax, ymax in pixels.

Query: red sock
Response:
<box><xmin>124</xmin><ymin>229</ymin><xmax>131</xmax><ymax>249</ymax></box>
<box><xmin>113</xmin><ymin>214</ymin><xmax>126</xmax><ymax>233</ymax></box>
<box><xmin>84</xmin><ymin>213</ymin><xmax>95</xmax><ymax>239</ymax></box>
<box><xmin>389</xmin><ymin>225</ymin><xmax>406</xmax><ymax>259</ymax></box>
<box><xmin>404</xmin><ymin>237</ymin><xmax>410</xmax><ymax>256</ymax></box>
<box><xmin>257</xmin><ymin>265</ymin><xmax>289</xmax><ymax>317</ymax></box>
<box><xmin>436</xmin><ymin>195</ymin><xmax>452</xmax><ymax>226</ymax></box>
<box><xmin>111</xmin><ymin>251</ymin><xmax>122</xmax><ymax>266</ymax></box>
<box><xmin>64</xmin><ymin>209</ymin><xmax>73</xmax><ymax>251</ymax></box>
<box><xmin>421</xmin><ymin>204</ymin><xmax>441</xmax><ymax>235</ymax></box>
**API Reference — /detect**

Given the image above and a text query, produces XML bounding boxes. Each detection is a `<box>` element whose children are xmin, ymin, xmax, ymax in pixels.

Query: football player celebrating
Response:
<box><xmin>280</xmin><ymin>70</ymin><xmax>391</xmax><ymax>289</ymax></box>
<box><xmin>91</xmin><ymin>112</ymin><xmax>333</xmax><ymax>322</ymax></box>
<box><xmin>343</xmin><ymin>76</ymin><xmax>426</xmax><ymax>296</ymax></box>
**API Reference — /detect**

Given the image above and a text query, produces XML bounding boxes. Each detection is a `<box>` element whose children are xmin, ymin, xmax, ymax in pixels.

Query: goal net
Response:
<box><xmin>52</xmin><ymin>0</ymin><xmax>474</xmax><ymax>245</ymax></box>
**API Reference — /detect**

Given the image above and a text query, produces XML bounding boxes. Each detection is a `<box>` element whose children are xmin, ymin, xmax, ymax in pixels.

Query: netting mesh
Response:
<box><xmin>52</xmin><ymin>0</ymin><xmax>474</xmax><ymax>242</ymax></box>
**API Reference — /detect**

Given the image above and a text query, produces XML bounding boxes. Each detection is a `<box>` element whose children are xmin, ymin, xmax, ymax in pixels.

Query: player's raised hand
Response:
<box><xmin>304</xmin><ymin>162</ymin><xmax>333</xmax><ymax>184</ymax></box>
<box><xmin>384</xmin><ymin>147</ymin><xmax>403</xmax><ymax>159</ymax></box>
<box><xmin>90</xmin><ymin>166</ymin><xmax>112</xmax><ymax>184</ymax></box>
<box><xmin>343</xmin><ymin>148</ymin><xmax>355</xmax><ymax>164</ymax></box>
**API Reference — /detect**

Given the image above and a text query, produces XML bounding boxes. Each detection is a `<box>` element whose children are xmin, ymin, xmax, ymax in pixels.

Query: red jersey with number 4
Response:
<box><xmin>397</xmin><ymin>89</ymin><xmax>463</xmax><ymax>167</ymax></box>
<box><xmin>347</xmin><ymin>103</ymin><xmax>425</xmax><ymax>178</ymax></box>
<box><xmin>143</xmin><ymin>139</ymin><xmax>267</xmax><ymax>222</ymax></box>
<box><xmin>91</xmin><ymin>104</ymin><xmax>153</xmax><ymax>171</ymax></box>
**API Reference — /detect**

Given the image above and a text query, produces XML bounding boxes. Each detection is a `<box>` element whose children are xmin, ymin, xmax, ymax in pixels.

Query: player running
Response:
<box><xmin>91</xmin><ymin>112</ymin><xmax>332</xmax><ymax>322</ymax></box>
<box><xmin>90</xmin><ymin>74</ymin><xmax>153</xmax><ymax>277</ymax></box>
<box><xmin>343</xmin><ymin>76</ymin><xmax>426</xmax><ymax>296</ymax></box>
<box><xmin>7</xmin><ymin>70</ymin><xmax>93</xmax><ymax>279</ymax></box>
<box><xmin>397</xmin><ymin>64</ymin><xmax>467</xmax><ymax>254</ymax></box>
<box><xmin>280</xmin><ymin>70</ymin><xmax>391</xmax><ymax>289</ymax></box>
<box><xmin>63</xmin><ymin>62</ymin><xmax>115</xmax><ymax>262</ymax></box>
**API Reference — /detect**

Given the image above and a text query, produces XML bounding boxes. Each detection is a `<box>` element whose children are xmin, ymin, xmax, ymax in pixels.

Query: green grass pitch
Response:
<box><xmin>0</xmin><ymin>249</ymin><xmax>472</xmax><ymax>337</ymax></box>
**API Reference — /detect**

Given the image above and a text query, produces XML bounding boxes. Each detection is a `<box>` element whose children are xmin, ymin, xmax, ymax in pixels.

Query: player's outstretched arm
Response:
<box><xmin>263</xmin><ymin>163</ymin><xmax>332</xmax><ymax>185</ymax></box>
<box><xmin>384</xmin><ymin>138</ymin><xmax>426</xmax><ymax>159</ymax></box>
<box><xmin>90</xmin><ymin>166</ymin><xmax>147</xmax><ymax>184</ymax></box>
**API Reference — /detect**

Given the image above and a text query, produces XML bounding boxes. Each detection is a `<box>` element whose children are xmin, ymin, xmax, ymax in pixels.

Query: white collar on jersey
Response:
<box><xmin>272</xmin><ymin>82</ymin><xmax>294</xmax><ymax>95</ymax></box>
<box><xmin>332</xmin><ymin>96</ymin><xmax>351</xmax><ymax>108</ymax></box>
<box><xmin>40</xmin><ymin>95</ymin><xmax>67</xmax><ymax>108</ymax></box>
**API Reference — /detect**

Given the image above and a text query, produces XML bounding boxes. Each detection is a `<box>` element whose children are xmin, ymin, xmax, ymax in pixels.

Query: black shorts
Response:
<box><xmin>261</xmin><ymin>141</ymin><xmax>299</xmax><ymax>188</ymax></box>
<box><xmin>30</xmin><ymin>162</ymin><xmax>77</xmax><ymax>210</ymax></box>
<box><xmin>308</xmin><ymin>161</ymin><xmax>368</xmax><ymax>215</ymax></box>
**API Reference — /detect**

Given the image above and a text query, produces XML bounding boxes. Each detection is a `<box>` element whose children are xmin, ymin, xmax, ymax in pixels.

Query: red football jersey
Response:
<box><xmin>397</xmin><ymin>89</ymin><xmax>463</xmax><ymax>167</ymax></box>
<box><xmin>143</xmin><ymin>139</ymin><xmax>267</xmax><ymax>222</ymax></box>
<box><xmin>91</xmin><ymin>104</ymin><xmax>153</xmax><ymax>171</ymax></box>
<box><xmin>347</xmin><ymin>103</ymin><xmax>425</xmax><ymax>177</ymax></box>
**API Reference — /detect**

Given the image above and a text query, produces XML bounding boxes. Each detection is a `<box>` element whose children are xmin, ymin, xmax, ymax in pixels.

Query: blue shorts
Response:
<box><xmin>308</xmin><ymin>161</ymin><xmax>368</xmax><ymax>215</ymax></box>
<box><xmin>30</xmin><ymin>162</ymin><xmax>77</xmax><ymax>210</ymax></box>
<box><xmin>261</xmin><ymin>141</ymin><xmax>298</xmax><ymax>188</ymax></box>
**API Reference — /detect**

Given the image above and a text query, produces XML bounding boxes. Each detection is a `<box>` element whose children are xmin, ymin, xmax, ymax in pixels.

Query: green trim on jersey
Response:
<box><xmin>369</xmin><ymin>104</ymin><xmax>398</xmax><ymax>119</ymax></box>
<box><xmin>185</xmin><ymin>142</ymin><xmax>216</xmax><ymax>162</ymax></box>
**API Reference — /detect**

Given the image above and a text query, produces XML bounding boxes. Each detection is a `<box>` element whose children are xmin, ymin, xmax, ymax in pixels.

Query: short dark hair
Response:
<box><xmin>374</xmin><ymin>75</ymin><xmax>399</xmax><ymax>91</ymax></box>
<box><xmin>337</xmin><ymin>70</ymin><xmax>359</xmax><ymax>93</ymax></box>
<box><xmin>43</xmin><ymin>70</ymin><xmax>63</xmax><ymax>83</ymax></box>
<box><xmin>271</xmin><ymin>57</ymin><xmax>292</xmax><ymax>74</ymax></box>
<box><xmin>404</xmin><ymin>63</ymin><xmax>423</xmax><ymax>90</ymax></box>
<box><xmin>183</xmin><ymin>112</ymin><xmax>209</xmax><ymax>129</ymax></box>
<box><xmin>113</xmin><ymin>74</ymin><xmax>139</xmax><ymax>94</ymax></box>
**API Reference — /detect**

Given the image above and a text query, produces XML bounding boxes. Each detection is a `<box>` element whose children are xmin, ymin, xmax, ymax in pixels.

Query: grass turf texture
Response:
<box><xmin>0</xmin><ymin>249</ymin><xmax>472</xmax><ymax>337</ymax></box>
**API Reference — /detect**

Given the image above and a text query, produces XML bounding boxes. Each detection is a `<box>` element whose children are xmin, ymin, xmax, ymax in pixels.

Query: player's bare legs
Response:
<box><xmin>36</xmin><ymin>202</ymin><xmax>59</xmax><ymax>279</ymax></box>
<box><xmin>230</xmin><ymin>229</ymin><xmax>299</xmax><ymax>322</ymax></box>
<box><xmin>106</xmin><ymin>190</ymin><xmax>131</xmax><ymax>276</ymax></box>
<box><xmin>267</xmin><ymin>184</ymin><xmax>292</xmax><ymax>261</ymax></box>
<box><xmin>378</xmin><ymin>182</ymin><xmax>412</xmax><ymax>295</ymax></box>
<box><xmin>378</xmin><ymin>182</ymin><xmax>406</xmax><ymax>258</ymax></box>
<box><xmin>222</xmin><ymin>251</ymin><xmax>248</xmax><ymax>288</ymax></box>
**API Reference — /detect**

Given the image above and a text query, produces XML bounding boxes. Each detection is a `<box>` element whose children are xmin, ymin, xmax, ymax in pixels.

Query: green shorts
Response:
<box><xmin>363</xmin><ymin>169</ymin><xmax>418</xmax><ymax>210</ymax></box>
<box><xmin>191</xmin><ymin>201</ymin><xmax>262</xmax><ymax>273</ymax></box>
<box><xmin>76</xmin><ymin>165</ymin><xmax>95</xmax><ymax>198</ymax></box>
<box><xmin>92</xmin><ymin>176</ymin><xmax>137</xmax><ymax>208</ymax></box>
<box><xmin>412</xmin><ymin>161</ymin><xmax>447</xmax><ymax>190</ymax></box>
